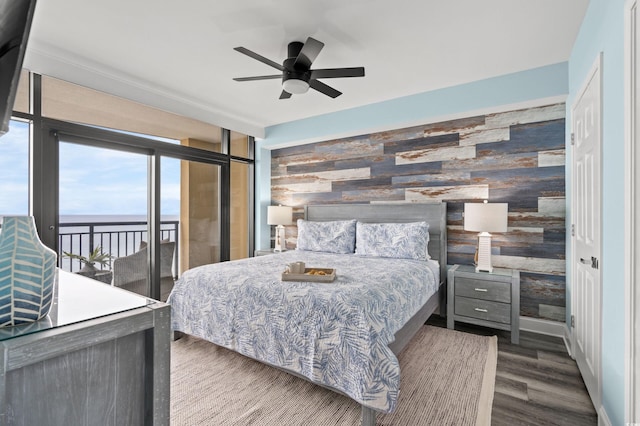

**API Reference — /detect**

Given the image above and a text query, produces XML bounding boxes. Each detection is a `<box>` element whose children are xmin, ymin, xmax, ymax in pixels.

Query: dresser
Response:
<box><xmin>447</xmin><ymin>264</ymin><xmax>520</xmax><ymax>344</ymax></box>
<box><xmin>0</xmin><ymin>271</ymin><xmax>170</xmax><ymax>425</ymax></box>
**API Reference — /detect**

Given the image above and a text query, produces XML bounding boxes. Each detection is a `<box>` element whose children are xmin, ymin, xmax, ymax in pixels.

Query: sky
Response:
<box><xmin>0</xmin><ymin>120</ymin><xmax>181</xmax><ymax>217</ymax></box>
<box><xmin>0</xmin><ymin>120</ymin><xmax>29</xmax><ymax>215</ymax></box>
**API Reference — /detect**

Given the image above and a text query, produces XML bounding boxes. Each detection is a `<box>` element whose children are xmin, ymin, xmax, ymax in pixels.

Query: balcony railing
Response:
<box><xmin>59</xmin><ymin>220</ymin><xmax>179</xmax><ymax>273</ymax></box>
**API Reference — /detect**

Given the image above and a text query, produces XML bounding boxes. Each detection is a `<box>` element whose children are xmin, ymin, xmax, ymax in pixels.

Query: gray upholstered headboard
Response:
<box><xmin>304</xmin><ymin>203</ymin><xmax>448</xmax><ymax>283</ymax></box>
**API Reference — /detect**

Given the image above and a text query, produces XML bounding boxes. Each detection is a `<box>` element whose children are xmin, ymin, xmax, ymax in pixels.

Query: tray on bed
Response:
<box><xmin>281</xmin><ymin>268</ymin><xmax>336</xmax><ymax>283</ymax></box>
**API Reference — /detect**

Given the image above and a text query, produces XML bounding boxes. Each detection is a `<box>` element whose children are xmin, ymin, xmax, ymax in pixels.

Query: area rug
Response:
<box><xmin>170</xmin><ymin>325</ymin><xmax>497</xmax><ymax>426</ymax></box>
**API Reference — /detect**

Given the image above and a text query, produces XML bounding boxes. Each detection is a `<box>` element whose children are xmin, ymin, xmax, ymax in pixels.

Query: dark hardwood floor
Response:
<box><xmin>427</xmin><ymin>316</ymin><xmax>598</xmax><ymax>426</ymax></box>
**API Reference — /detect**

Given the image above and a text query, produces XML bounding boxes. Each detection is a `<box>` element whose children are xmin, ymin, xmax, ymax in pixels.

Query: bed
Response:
<box><xmin>168</xmin><ymin>202</ymin><xmax>447</xmax><ymax>426</ymax></box>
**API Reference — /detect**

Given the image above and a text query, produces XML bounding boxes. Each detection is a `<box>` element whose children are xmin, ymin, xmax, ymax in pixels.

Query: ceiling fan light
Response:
<box><xmin>282</xmin><ymin>78</ymin><xmax>310</xmax><ymax>95</ymax></box>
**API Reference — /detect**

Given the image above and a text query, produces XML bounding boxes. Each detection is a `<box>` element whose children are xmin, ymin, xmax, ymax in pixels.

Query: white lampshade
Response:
<box><xmin>282</xmin><ymin>79</ymin><xmax>309</xmax><ymax>95</ymax></box>
<box><xmin>464</xmin><ymin>202</ymin><xmax>508</xmax><ymax>233</ymax></box>
<box><xmin>267</xmin><ymin>205</ymin><xmax>293</xmax><ymax>226</ymax></box>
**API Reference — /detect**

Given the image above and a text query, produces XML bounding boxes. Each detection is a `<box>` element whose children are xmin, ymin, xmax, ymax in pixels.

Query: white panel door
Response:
<box><xmin>572</xmin><ymin>54</ymin><xmax>602</xmax><ymax>410</ymax></box>
<box><xmin>625</xmin><ymin>2</ymin><xmax>640</xmax><ymax>421</ymax></box>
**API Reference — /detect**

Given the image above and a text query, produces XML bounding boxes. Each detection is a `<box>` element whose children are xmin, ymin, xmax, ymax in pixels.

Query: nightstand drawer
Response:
<box><xmin>454</xmin><ymin>296</ymin><xmax>511</xmax><ymax>324</ymax></box>
<box><xmin>454</xmin><ymin>277</ymin><xmax>511</xmax><ymax>303</ymax></box>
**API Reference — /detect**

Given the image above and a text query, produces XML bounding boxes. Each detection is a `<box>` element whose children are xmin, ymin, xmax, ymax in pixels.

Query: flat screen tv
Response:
<box><xmin>0</xmin><ymin>0</ymin><xmax>37</xmax><ymax>136</ymax></box>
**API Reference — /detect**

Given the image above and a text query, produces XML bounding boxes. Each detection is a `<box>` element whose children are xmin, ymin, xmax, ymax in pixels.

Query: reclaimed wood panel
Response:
<box><xmin>396</xmin><ymin>145</ymin><xmax>476</xmax><ymax>165</ymax></box>
<box><xmin>459</xmin><ymin>128</ymin><xmax>511</xmax><ymax>146</ymax></box>
<box><xmin>270</xmin><ymin>103</ymin><xmax>566</xmax><ymax>322</ymax></box>
<box><xmin>384</xmin><ymin>133</ymin><xmax>459</xmax><ymax>154</ymax></box>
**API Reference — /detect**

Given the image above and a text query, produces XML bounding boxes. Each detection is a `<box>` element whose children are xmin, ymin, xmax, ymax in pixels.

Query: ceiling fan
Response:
<box><xmin>233</xmin><ymin>37</ymin><xmax>365</xmax><ymax>99</ymax></box>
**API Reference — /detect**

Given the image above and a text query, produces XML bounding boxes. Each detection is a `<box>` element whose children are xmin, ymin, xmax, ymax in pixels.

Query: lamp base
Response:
<box><xmin>274</xmin><ymin>225</ymin><xmax>286</xmax><ymax>252</ymax></box>
<box><xmin>475</xmin><ymin>232</ymin><xmax>493</xmax><ymax>273</ymax></box>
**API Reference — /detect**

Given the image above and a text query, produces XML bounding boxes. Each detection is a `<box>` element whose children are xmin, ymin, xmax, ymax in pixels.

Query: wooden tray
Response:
<box><xmin>281</xmin><ymin>267</ymin><xmax>336</xmax><ymax>283</ymax></box>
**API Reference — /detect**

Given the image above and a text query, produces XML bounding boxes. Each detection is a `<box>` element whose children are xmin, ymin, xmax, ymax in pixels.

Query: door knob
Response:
<box><xmin>579</xmin><ymin>257</ymin><xmax>599</xmax><ymax>269</ymax></box>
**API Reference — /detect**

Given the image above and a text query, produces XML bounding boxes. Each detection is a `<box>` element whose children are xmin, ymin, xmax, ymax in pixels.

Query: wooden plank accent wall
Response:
<box><xmin>271</xmin><ymin>103</ymin><xmax>566</xmax><ymax>322</ymax></box>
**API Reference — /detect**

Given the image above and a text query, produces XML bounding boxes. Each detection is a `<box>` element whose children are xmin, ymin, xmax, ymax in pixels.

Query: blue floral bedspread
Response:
<box><xmin>167</xmin><ymin>251</ymin><xmax>440</xmax><ymax>413</ymax></box>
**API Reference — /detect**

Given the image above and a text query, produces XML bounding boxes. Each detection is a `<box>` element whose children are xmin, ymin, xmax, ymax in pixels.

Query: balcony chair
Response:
<box><xmin>112</xmin><ymin>240</ymin><xmax>176</xmax><ymax>301</ymax></box>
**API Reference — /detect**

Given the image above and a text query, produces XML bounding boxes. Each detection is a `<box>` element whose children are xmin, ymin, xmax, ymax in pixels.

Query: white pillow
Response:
<box><xmin>296</xmin><ymin>219</ymin><xmax>357</xmax><ymax>254</ymax></box>
<box><xmin>355</xmin><ymin>221</ymin><xmax>430</xmax><ymax>260</ymax></box>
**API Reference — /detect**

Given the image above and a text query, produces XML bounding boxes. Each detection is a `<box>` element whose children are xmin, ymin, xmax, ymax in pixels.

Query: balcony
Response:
<box><xmin>58</xmin><ymin>219</ymin><xmax>179</xmax><ymax>300</ymax></box>
<box><xmin>59</xmin><ymin>219</ymin><xmax>179</xmax><ymax>271</ymax></box>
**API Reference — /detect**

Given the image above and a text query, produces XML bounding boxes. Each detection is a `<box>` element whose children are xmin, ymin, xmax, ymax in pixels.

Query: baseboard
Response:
<box><xmin>519</xmin><ymin>316</ymin><xmax>567</xmax><ymax>337</ymax></box>
<box><xmin>598</xmin><ymin>404</ymin><xmax>612</xmax><ymax>426</ymax></box>
<box><xmin>519</xmin><ymin>316</ymin><xmax>574</xmax><ymax>356</ymax></box>
<box><xmin>563</xmin><ymin>324</ymin><xmax>573</xmax><ymax>358</ymax></box>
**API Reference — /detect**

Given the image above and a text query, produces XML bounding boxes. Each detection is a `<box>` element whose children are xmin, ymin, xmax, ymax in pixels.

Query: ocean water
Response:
<box><xmin>59</xmin><ymin>214</ymin><xmax>179</xmax><ymax>224</ymax></box>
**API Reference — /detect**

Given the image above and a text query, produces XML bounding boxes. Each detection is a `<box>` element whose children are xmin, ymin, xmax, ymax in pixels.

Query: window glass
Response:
<box><xmin>230</xmin><ymin>160</ymin><xmax>249</xmax><ymax>260</ymax></box>
<box><xmin>58</xmin><ymin>142</ymin><xmax>149</xmax><ymax>281</ymax></box>
<box><xmin>175</xmin><ymin>158</ymin><xmax>221</xmax><ymax>271</ymax></box>
<box><xmin>0</xmin><ymin>119</ymin><xmax>30</xmax><ymax>216</ymax></box>
<box><xmin>230</xmin><ymin>131</ymin><xmax>249</xmax><ymax>157</ymax></box>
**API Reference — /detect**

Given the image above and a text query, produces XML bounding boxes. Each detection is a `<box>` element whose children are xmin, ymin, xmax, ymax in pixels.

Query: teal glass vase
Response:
<box><xmin>0</xmin><ymin>216</ymin><xmax>57</xmax><ymax>326</ymax></box>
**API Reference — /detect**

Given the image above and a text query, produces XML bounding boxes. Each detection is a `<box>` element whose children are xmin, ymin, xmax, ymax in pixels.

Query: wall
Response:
<box><xmin>41</xmin><ymin>75</ymin><xmax>224</xmax><ymax>144</ymax></box>
<box><xmin>270</xmin><ymin>103</ymin><xmax>566</xmax><ymax>321</ymax></box>
<box><xmin>256</xmin><ymin>63</ymin><xmax>569</xmax><ymax>253</ymax></box>
<box><xmin>567</xmin><ymin>0</ymin><xmax>626</xmax><ymax>424</ymax></box>
<box><xmin>254</xmin><ymin>4</ymin><xmax>631</xmax><ymax>420</ymax></box>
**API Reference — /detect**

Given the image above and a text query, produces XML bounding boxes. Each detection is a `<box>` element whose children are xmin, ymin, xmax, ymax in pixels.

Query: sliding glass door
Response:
<box><xmin>162</xmin><ymin>156</ymin><xmax>221</xmax><ymax>285</ymax></box>
<box><xmin>58</xmin><ymin>142</ymin><xmax>150</xmax><ymax>289</ymax></box>
<box><xmin>9</xmin><ymin>71</ymin><xmax>253</xmax><ymax>303</ymax></box>
<box><xmin>49</xmin><ymin>122</ymin><xmax>226</xmax><ymax>302</ymax></box>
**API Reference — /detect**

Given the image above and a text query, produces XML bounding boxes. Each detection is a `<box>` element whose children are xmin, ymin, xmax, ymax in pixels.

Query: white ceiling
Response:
<box><xmin>24</xmin><ymin>0</ymin><xmax>589</xmax><ymax>138</ymax></box>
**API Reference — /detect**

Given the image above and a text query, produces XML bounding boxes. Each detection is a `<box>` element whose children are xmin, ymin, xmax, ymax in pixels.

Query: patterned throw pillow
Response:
<box><xmin>355</xmin><ymin>221</ymin><xmax>430</xmax><ymax>260</ymax></box>
<box><xmin>296</xmin><ymin>219</ymin><xmax>357</xmax><ymax>254</ymax></box>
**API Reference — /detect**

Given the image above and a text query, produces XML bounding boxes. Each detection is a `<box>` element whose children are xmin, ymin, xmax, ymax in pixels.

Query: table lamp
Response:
<box><xmin>267</xmin><ymin>205</ymin><xmax>292</xmax><ymax>252</ymax></box>
<box><xmin>464</xmin><ymin>201</ymin><xmax>508</xmax><ymax>273</ymax></box>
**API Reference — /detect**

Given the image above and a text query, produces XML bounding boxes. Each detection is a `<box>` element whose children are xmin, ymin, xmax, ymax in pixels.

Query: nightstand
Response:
<box><xmin>254</xmin><ymin>249</ymin><xmax>283</xmax><ymax>256</ymax></box>
<box><xmin>447</xmin><ymin>264</ymin><xmax>520</xmax><ymax>344</ymax></box>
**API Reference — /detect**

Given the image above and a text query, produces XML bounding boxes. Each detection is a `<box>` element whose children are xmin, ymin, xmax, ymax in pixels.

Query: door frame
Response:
<box><xmin>625</xmin><ymin>0</ymin><xmax>639</xmax><ymax>422</ymax></box>
<box><xmin>570</xmin><ymin>52</ymin><xmax>603</xmax><ymax>413</ymax></box>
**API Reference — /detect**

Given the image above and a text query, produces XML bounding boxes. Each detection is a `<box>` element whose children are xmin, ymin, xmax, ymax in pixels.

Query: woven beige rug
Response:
<box><xmin>171</xmin><ymin>325</ymin><xmax>497</xmax><ymax>426</ymax></box>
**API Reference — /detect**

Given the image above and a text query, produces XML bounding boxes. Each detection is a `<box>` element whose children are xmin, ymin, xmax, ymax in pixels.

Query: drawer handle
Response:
<box><xmin>474</xmin><ymin>308</ymin><xmax>488</xmax><ymax>313</ymax></box>
<box><xmin>474</xmin><ymin>288</ymin><xmax>488</xmax><ymax>292</ymax></box>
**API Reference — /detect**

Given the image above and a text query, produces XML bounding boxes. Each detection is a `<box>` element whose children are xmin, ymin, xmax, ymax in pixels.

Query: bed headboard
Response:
<box><xmin>304</xmin><ymin>203</ymin><xmax>448</xmax><ymax>283</ymax></box>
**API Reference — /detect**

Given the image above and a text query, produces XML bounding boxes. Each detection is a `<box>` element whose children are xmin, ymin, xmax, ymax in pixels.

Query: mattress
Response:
<box><xmin>168</xmin><ymin>250</ymin><xmax>439</xmax><ymax>413</ymax></box>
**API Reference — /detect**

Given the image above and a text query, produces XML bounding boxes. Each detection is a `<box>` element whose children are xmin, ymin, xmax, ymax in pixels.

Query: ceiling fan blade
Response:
<box><xmin>233</xmin><ymin>75</ymin><xmax>282</xmax><ymax>82</ymax></box>
<box><xmin>311</xmin><ymin>67</ymin><xmax>365</xmax><ymax>79</ymax></box>
<box><xmin>234</xmin><ymin>47</ymin><xmax>284</xmax><ymax>71</ymax></box>
<box><xmin>294</xmin><ymin>37</ymin><xmax>324</xmax><ymax>69</ymax></box>
<box><xmin>309</xmin><ymin>79</ymin><xmax>342</xmax><ymax>98</ymax></box>
<box><xmin>279</xmin><ymin>90</ymin><xmax>292</xmax><ymax>99</ymax></box>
